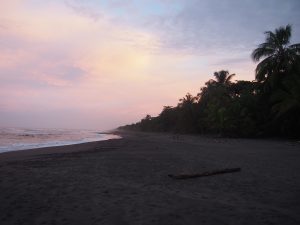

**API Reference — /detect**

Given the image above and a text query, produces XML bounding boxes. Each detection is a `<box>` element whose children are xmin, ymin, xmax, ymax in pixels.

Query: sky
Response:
<box><xmin>1</xmin><ymin>0</ymin><xmax>300</xmax><ymax>130</ymax></box>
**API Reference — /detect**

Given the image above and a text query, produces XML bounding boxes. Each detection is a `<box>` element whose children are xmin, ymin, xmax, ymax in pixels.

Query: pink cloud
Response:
<box><xmin>0</xmin><ymin>0</ymin><xmax>257</xmax><ymax>130</ymax></box>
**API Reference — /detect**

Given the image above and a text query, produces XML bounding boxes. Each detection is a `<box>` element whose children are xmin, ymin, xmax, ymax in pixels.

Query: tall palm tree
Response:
<box><xmin>213</xmin><ymin>70</ymin><xmax>235</xmax><ymax>85</ymax></box>
<box><xmin>251</xmin><ymin>25</ymin><xmax>300</xmax><ymax>87</ymax></box>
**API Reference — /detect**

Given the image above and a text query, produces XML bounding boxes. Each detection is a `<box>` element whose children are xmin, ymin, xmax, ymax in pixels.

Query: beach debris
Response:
<box><xmin>168</xmin><ymin>167</ymin><xmax>241</xmax><ymax>179</ymax></box>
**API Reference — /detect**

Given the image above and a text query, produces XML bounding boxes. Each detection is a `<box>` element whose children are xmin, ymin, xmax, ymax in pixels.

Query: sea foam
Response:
<box><xmin>0</xmin><ymin>127</ymin><xmax>120</xmax><ymax>153</ymax></box>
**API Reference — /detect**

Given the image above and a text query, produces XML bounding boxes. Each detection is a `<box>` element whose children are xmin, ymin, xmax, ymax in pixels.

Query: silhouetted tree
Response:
<box><xmin>251</xmin><ymin>24</ymin><xmax>300</xmax><ymax>89</ymax></box>
<box><xmin>176</xmin><ymin>93</ymin><xmax>199</xmax><ymax>133</ymax></box>
<box><xmin>252</xmin><ymin>24</ymin><xmax>300</xmax><ymax>136</ymax></box>
<box><xmin>213</xmin><ymin>70</ymin><xmax>235</xmax><ymax>85</ymax></box>
<box><xmin>270</xmin><ymin>73</ymin><xmax>300</xmax><ymax>136</ymax></box>
<box><xmin>119</xmin><ymin>25</ymin><xmax>300</xmax><ymax>138</ymax></box>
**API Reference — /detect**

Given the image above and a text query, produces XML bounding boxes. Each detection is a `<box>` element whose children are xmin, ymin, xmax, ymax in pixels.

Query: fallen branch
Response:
<box><xmin>168</xmin><ymin>167</ymin><xmax>241</xmax><ymax>179</ymax></box>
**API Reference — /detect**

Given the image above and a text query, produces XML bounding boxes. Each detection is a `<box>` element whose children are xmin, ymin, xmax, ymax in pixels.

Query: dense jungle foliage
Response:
<box><xmin>120</xmin><ymin>25</ymin><xmax>300</xmax><ymax>138</ymax></box>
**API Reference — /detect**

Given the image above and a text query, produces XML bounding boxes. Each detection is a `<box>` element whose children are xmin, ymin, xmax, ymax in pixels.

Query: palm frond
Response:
<box><xmin>255</xmin><ymin>56</ymin><xmax>274</xmax><ymax>82</ymax></box>
<box><xmin>275</xmin><ymin>25</ymin><xmax>291</xmax><ymax>45</ymax></box>
<box><xmin>214</xmin><ymin>71</ymin><xmax>226</xmax><ymax>84</ymax></box>
<box><xmin>226</xmin><ymin>74</ymin><xmax>236</xmax><ymax>83</ymax></box>
<box><xmin>265</xmin><ymin>31</ymin><xmax>276</xmax><ymax>44</ymax></box>
<box><xmin>252</xmin><ymin>41</ymin><xmax>276</xmax><ymax>60</ymax></box>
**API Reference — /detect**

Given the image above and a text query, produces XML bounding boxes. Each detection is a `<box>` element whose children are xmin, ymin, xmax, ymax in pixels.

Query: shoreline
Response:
<box><xmin>0</xmin><ymin>130</ymin><xmax>123</xmax><ymax>162</ymax></box>
<box><xmin>0</xmin><ymin>131</ymin><xmax>121</xmax><ymax>157</ymax></box>
<box><xmin>1</xmin><ymin>129</ymin><xmax>298</xmax><ymax>160</ymax></box>
<box><xmin>1</xmin><ymin>131</ymin><xmax>299</xmax><ymax>225</ymax></box>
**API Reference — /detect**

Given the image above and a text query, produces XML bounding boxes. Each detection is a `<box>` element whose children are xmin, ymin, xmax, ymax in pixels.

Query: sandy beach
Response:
<box><xmin>0</xmin><ymin>131</ymin><xmax>299</xmax><ymax>225</ymax></box>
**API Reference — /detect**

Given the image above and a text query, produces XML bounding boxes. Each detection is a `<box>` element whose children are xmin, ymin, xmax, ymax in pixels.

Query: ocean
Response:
<box><xmin>0</xmin><ymin>127</ymin><xmax>121</xmax><ymax>153</ymax></box>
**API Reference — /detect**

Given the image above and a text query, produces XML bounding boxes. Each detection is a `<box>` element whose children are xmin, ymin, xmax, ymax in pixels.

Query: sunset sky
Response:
<box><xmin>1</xmin><ymin>0</ymin><xmax>299</xmax><ymax>130</ymax></box>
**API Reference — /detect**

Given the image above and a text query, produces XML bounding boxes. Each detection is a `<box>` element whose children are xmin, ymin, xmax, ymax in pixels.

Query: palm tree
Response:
<box><xmin>213</xmin><ymin>70</ymin><xmax>235</xmax><ymax>85</ymax></box>
<box><xmin>251</xmin><ymin>25</ymin><xmax>300</xmax><ymax>88</ymax></box>
<box><xmin>178</xmin><ymin>93</ymin><xmax>198</xmax><ymax>107</ymax></box>
<box><xmin>177</xmin><ymin>93</ymin><xmax>199</xmax><ymax>132</ymax></box>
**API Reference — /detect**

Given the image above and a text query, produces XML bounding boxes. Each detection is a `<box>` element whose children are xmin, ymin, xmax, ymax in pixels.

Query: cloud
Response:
<box><xmin>0</xmin><ymin>0</ymin><xmax>174</xmax><ymax>129</ymax></box>
<box><xmin>0</xmin><ymin>1</ymin><xmax>161</xmax><ymax>84</ymax></box>
<box><xmin>0</xmin><ymin>0</ymin><xmax>299</xmax><ymax>129</ymax></box>
<box><xmin>65</xmin><ymin>0</ymin><xmax>300</xmax><ymax>55</ymax></box>
<box><xmin>147</xmin><ymin>0</ymin><xmax>300</xmax><ymax>54</ymax></box>
<box><xmin>64</xmin><ymin>0</ymin><xmax>104</xmax><ymax>21</ymax></box>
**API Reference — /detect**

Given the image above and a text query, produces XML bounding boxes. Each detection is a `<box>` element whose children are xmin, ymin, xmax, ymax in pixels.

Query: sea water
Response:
<box><xmin>0</xmin><ymin>127</ymin><xmax>121</xmax><ymax>153</ymax></box>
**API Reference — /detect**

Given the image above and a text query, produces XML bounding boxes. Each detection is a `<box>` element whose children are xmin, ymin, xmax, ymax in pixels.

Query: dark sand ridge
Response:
<box><xmin>0</xmin><ymin>131</ymin><xmax>299</xmax><ymax>225</ymax></box>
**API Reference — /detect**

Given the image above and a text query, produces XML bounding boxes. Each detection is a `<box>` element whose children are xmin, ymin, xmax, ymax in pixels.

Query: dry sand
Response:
<box><xmin>0</xmin><ymin>131</ymin><xmax>299</xmax><ymax>225</ymax></box>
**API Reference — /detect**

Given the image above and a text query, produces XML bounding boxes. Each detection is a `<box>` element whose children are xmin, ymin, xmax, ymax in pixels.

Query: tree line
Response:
<box><xmin>119</xmin><ymin>25</ymin><xmax>300</xmax><ymax>138</ymax></box>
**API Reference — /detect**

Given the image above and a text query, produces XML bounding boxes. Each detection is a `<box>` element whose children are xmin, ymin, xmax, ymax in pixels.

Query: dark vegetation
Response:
<box><xmin>120</xmin><ymin>25</ymin><xmax>300</xmax><ymax>138</ymax></box>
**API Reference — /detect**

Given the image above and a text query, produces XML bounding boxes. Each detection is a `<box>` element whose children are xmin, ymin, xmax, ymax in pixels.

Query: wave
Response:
<box><xmin>0</xmin><ymin>127</ymin><xmax>121</xmax><ymax>153</ymax></box>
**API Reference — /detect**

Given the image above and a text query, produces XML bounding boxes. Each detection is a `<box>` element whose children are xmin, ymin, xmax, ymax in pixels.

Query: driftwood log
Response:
<box><xmin>168</xmin><ymin>167</ymin><xmax>241</xmax><ymax>179</ymax></box>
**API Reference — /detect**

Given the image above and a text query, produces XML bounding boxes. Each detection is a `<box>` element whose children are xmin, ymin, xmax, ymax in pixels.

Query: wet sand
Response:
<box><xmin>0</xmin><ymin>131</ymin><xmax>299</xmax><ymax>225</ymax></box>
